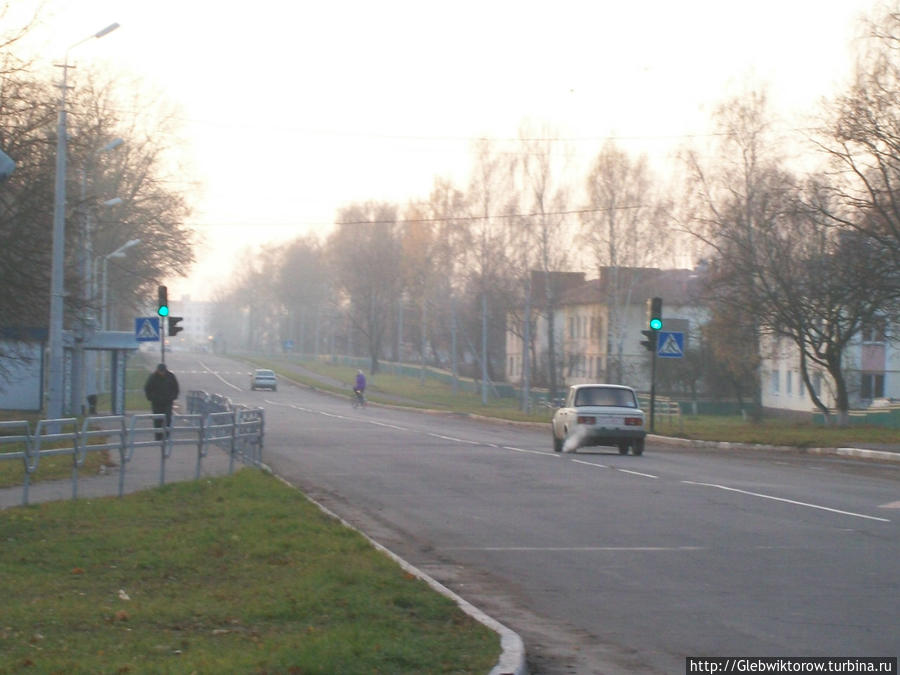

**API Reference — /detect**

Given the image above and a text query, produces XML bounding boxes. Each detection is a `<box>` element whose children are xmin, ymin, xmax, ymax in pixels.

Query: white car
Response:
<box><xmin>250</xmin><ymin>368</ymin><xmax>278</xmax><ymax>391</ymax></box>
<box><xmin>551</xmin><ymin>384</ymin><xmax>646</xmax><ymax>455</ymax></box>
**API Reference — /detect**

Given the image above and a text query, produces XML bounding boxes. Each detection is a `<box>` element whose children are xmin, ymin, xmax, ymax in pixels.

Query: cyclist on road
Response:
<box><xmin>353</xmin><ymin>369</ymin><xmax>367</xmax><ymax>406</ymax></box>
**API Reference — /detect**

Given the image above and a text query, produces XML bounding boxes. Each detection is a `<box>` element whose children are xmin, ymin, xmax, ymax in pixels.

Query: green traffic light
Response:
<box><xmin>649</xmin><ymin>318</ymin><xmax>662</xmax><ymax>330</ymax></box>
<box><xmin>158</xmin><ymin>306</ymin><xmax>169</xmax><ymax>317</ymax></box>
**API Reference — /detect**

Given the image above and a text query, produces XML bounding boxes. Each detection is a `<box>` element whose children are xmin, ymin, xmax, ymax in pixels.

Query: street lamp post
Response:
<box><xmin>101</xmin><ymin>239</ymin><xmax>141</xmax><ymax>331</ymax></box>
<box><xmin>77</xmin><ymin>147</ymin><xmax>124</xmax><ymax>413</ymax></box>
<box><xmin>47</xmin><ymin>22</ymin><xmax>119</xmax><ymax>420</ymax></box>
<box><xmin>95</xmin><ymin>238</ymin><xmax>139</xmax><ymax>397</ymax></box>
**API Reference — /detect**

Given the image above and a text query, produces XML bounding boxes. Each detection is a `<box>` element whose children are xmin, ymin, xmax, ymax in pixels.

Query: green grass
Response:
<box><xmin>250</xmin><ymin>356</ymin><xmax>554</xmax><ymax>424</ymax></box>
<box><xmin>249</xmin><ymin>354</ymin><xmax>898</xmax><ymax>449</ymax></box>
<box><xmin>653</xmin><ymin>414</ymin><xmax>900</xmax><ymax>448</ymax></box>
<box><xmin>0</xmin><ymin>470</ymin><xmax>500</xmax><ymax>674</ymax></box>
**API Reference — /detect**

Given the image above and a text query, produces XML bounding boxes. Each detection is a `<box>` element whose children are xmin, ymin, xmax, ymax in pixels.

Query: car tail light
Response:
<box><xmin>624</xmin><ymin>417</ymin><xmax>643</xmax><ymax>426</ymax></box>
<box><xmin>577</xmin><ymin>415</ymin><xmax>596</xmax><ymax>425</ymax></box>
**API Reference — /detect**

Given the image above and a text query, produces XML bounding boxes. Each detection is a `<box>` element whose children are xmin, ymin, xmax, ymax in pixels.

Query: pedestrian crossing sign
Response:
<box><xmin>657</xmin><ymin>331</ymin><xmax>684</xmax><ymax>358</ymax></box>
<box><xmin>135</xmin><ymin>316</ymin><xmax>160</xmax><ymax>342</ymax></box>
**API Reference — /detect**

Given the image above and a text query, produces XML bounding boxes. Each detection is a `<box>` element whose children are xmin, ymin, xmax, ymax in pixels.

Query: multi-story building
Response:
<box><xmin>761</xmin><ymin>318</ymin><xmax>898</xmax><ymax>412</ymax></box>
<box><xmin>168</xmin><ymin>295</ymin><xmax>216</xmax><ymax>350</ymax></box>
<box><xmin>506</xmin><ymin>267</ymin><xmax>706</xmax><ymax>392</ymax></box>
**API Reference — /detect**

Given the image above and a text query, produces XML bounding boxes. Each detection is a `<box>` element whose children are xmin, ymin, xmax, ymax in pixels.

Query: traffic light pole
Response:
<box><xmin>160</xmin><ymin>317</ymin><xmax>166</xmax><ymax>365</ymax></box>
<box><xmin>649</xmin><ymin>341</ymin><xmax>657</xmax><ymax>433</ymax></box>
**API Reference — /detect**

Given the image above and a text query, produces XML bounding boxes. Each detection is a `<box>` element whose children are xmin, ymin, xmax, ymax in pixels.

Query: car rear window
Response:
<box><xmin>575</xmin><ymin>387</ymin><xmax>636</xmax><ymax>407</ymax></box>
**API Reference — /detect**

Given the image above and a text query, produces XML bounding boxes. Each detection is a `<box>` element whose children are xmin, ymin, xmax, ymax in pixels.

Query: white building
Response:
<box><xmin>761</xmin><ymin>318</ymin><xmax>899</xmax><ymax>412</ymax></box>
<box><xmin>506</xmin><ymin>267</ymin><xmax>707</xmax><ymax>392</ymax></box>
<box><xmin>168</xmin><ymin>295</ymin><xmax>215</xmax><ymax>350</ymax></box>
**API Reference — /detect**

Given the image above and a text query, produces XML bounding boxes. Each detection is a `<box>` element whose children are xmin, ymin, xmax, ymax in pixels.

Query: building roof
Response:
<box><xmin>559</xmin><ymin>267</ymin><xmax>703</xmax><ymax>307</ymax></box>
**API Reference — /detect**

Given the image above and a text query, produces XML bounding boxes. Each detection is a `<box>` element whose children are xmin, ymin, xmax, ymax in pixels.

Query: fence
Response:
<box><xmin>638</xmin><ymin>394</ymin><xmax>684</xmax><ymax>430</ymax></box>
<box><xmin>0</xmin><ymin>391</ymin><xmax>264</xmax><ymax>506</ymax></box>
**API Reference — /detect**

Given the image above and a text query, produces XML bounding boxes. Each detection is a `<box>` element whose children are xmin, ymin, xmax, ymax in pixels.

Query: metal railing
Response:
<box><xmin>0</xmin><ymin>391</ymin><xmax>264</xmax><ymax>506</ymax></box>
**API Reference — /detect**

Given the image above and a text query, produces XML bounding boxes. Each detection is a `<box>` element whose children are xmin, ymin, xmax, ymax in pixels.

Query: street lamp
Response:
<box><xmin>76</xmin><ymin>140</ymin><xmax>124</xmax><ymax>413</ymax></box>
<box><xmin>47</xmin><ymin>22</ymin><xmax>119</xmax><ymax>419</ymax></box>
<box><xmin>101</xmin><ymin>239</ymin><xmax>141</xmax><ymax>331</ymax></box>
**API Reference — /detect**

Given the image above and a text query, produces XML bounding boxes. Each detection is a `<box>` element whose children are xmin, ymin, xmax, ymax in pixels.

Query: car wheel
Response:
<box><xmin>633</xmin><ymin>438</ymin><xmax>645</xmax><ymax>456</ymax></box>
<box><xmin>553</xmin><ymin>430</ymin><xmax>563</xmax><ymax>453</ymax></box>
<box><xmin>618</xmin><ymin>442</ymin><xmax>629</xmax><ymax>455</ymax></box>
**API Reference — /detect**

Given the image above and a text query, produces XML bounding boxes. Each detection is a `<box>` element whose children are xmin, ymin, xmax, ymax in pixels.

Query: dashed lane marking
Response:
<box><xmin>503</xmin><ymin>446</ymin><xmax>559</xmax><ymax>457</ymax></box>
<box><xmin>427</xmin><ymin>432</ymin><xmax>480</xmax><ymax>445</ymax></box>
<box><xmin>572</xmin><ymin>459</ymin><xmax>607</xmax><ymax>469</ymax></box>
<box><xmin>617</xmin><ymin>468</ymin><xmax>658</xmax><ymax>479</ymax></box>
<box><xmin>368</xmin><ymin>421</ymin><xmax>409</xmax><ymax>431</ymax></box>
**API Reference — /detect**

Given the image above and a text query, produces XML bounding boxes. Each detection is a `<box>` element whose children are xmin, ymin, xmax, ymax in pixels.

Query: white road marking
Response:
<box><xmin>572</xmin><ymin>459</ymin><xmax>607</xmax><ymax>469</ymax></box>
<box><xmin>427</xmin><ymin>433</ymin><xmax>480</xmax><ymax>445</ymax></box>
<box><xmin>198</xmin><ymin>361</ymin><xmax>242</xmax><ymax>391</ymax></box>
<box><xmin>368</xmin><ymin>421</ymin><xmax>408</xmax><ymax>431</ymax></box>
<box><xmin>617</xmin><ymin>468</ymin><xmax>658</xmax><ymax>479</ymax></box>
<box><xmin>879</xmin><ymin>500</ymin><xmax>900</xmax><ymax>509</ymax></box>
<box><xmin>503</xmin><ymin>446</ymin><xmax>559</xmax><ymax>457</ymax></box>
<box><xmin>682</xmin><ymin>481</ymin><xmax>891</xmax><ymax>523</ymax></box>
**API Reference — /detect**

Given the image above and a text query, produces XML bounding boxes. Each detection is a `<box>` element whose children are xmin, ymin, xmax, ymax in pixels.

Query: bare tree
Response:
<box><xmin>685</xmin><ymin>87</ymin><xmax>897</xmax><ymax>424</ymax></box>
<box><xmin>464</xmin><ymin>139</ymin><xmax>512</xmax><ymax>403</ymax></box>
<box><xmin>276</xmin><ymin>235</ymin><xmax>330</xmax><ymax>354</ymax></box>
<box><xmin>401</xmin><ymin>177</ymin><xmax>469</xmax><ymax>383</ymax></box>
<box><xmin>512</xmin><ymin>122</ymin><xmax>573</xmax><ymax>406</ymax></box>
<box><xmin>581</xmin><ymin>140</ymin><xmax>670</xmax><ymax>383</ymax></box>
<box><xmin>681</xmin><ymin>89</ymin><xmax>785</xmax><ymax>420</ymax></box>
<box><xmin>327</xmin><ymin>202</ymin><xmax>403</xmax><ymax>374</ymax></box>
<box><xmin>815</xmin><ymin>1</ymin><xmax>900</xmax><ymax>269</ymax></box>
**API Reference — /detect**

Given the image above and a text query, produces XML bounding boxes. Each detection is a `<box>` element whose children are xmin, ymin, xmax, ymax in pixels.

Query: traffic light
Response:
<box><xmin>157</xmin><ymin>285</ymin><xmax>169</xmax><ymax>317</ymax></box>
<box><xmin>649</xmin><ymin>296</ymin><xmax>663</xmax><ymax>331</ymax></box>
<box><xmin>641</xmin><ymin>329</ymin><xmax>657</xmax><ymax>352</ymax></box>
<box><xmin>168</xmin><ymin>316</ymin><xmax>183</xmax><ymax>337</ymax></box>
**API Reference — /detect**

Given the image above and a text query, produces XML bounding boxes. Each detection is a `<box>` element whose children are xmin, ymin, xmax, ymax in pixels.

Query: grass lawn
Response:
<box><xmin>0</xmin><ymin>470</ymin><xmax>500</xmax><ymax>674</ymax></box>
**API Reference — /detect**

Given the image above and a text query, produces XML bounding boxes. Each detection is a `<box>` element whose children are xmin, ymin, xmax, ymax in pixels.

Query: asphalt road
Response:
<box><xmin>171</xmin><ymin>352</ymin><xmax>900</xmax><ymax>674</ymax></box>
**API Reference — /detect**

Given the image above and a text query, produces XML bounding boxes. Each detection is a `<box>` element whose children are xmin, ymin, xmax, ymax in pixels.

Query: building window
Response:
<box><xmin>786</xmin><ymin>371</ymin><xmax>792</xmax><ymax>395</ymax></box>
<box><xmin>862</xmin><ymin>318</ymin><xmax>887</xmax><ymax>343</ymax></box>
<box><xmin>771</xmin><ymin>369</ymin><xmax>780</xmax><ymax>394</ymax></box>
<box><xmin>861</xmin><ymin>373</ymin><xmax>885</xmax><ymax>400</ymax></box>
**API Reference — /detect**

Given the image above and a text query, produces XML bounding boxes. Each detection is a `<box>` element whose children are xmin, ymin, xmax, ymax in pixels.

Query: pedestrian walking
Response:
<box><xmin>144</xmin><ymin>363</ymin><xmax>179</xmax><ymax>439</ymax></box>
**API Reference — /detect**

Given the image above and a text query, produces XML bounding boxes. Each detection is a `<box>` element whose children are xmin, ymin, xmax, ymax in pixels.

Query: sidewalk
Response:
<box><xmin>0</xmin><ymin>442</ymin><xmax>236</xmax><ymax>510</ymax></box>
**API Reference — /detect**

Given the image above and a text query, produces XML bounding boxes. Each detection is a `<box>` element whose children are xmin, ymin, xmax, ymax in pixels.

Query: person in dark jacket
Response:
<box><xmin>144</xmin><ymin>363</ymin><xmax>179</xmax><ymax>439</ymax></box>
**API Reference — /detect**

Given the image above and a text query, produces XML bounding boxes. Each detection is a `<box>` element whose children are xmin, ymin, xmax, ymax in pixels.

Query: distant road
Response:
<box><xmin>171</xmin><ymin>352</ymin><xmax>900</xmax><ymax>674</ymax></box>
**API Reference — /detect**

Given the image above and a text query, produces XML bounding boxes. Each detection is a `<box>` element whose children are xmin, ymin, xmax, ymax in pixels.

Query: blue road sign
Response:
<box><xmin>657</xmin><ymin>330</ymin><xmax>684</xmax><ymax>358</ymax></box>
<box><xmin>135</xmin><ymin>316</ymin><xmax>161</xmax><ymax>342</ymax></box>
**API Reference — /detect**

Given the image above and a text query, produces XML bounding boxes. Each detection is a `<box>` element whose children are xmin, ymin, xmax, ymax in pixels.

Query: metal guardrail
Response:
<box><xmin>0</xmin><ymin>391</ymin><xmax>264</xmax><ymax>506</ymax></box>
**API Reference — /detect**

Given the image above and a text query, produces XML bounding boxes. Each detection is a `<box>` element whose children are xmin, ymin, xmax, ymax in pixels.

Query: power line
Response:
<box><xmin>185</xmin><ymin>204</ymin><xmax>649</xmax><ymax>230</ymax></box>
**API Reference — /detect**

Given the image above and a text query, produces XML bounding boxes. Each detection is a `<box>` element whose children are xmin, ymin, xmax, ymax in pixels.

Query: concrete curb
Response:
<box><xmin>265</xmin><ymin>468</ymin><xmax>528</xmax><ymax>675</ymax></box>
